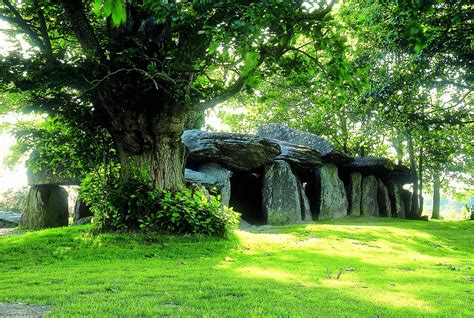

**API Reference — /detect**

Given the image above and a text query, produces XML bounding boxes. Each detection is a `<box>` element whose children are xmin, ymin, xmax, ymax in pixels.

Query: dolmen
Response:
<box><xmin>20</xmin><ymin>124</ymin><xmax>413</xmax><ymax>229</ymax></box>
<box><xmin>20</xmin><ymin>156</ymin><xmax>75</xmax><ymax>229</ymax></box>
<box><xmin>183</xmin><ymin>124</ymin><xmax>413</xmax><ymax>225</ymax></box>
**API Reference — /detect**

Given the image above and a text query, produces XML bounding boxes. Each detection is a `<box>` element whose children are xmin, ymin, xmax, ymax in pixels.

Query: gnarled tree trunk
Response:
<box><xmin>101</xmin><ymin>89</ymin><xmax>187</xmax><ymax>190</ymax></box>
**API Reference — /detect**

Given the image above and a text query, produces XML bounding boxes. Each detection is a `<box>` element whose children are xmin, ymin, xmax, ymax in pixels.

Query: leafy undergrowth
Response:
<box><xmin>1</xmin><ymin>218</ymin><xmax>473</xmax><ymax>317</ymax></box>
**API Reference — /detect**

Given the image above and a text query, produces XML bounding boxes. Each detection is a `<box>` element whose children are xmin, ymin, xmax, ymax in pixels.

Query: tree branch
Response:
<box><xmin>33</xmin><ymin>0</ymin><xmax>52</xmax><ymax>55</ymax></box>
<box><xmin>59</xmin><ymin>0</ymin><xmax>104</xmax><ymax>60</ymax></box>
<box><xmin>1</xmin><ymin>0</ymin><xmax>46</xmax><ymax>50</ymax></box>
<box><xmin>433</xmin><ymin>80</ymin><xmax>471</xmax><ymax>90</ymax></box>
<box><xmin>196</xmin><ymin>26</ymin><xmax>294</xmax><ymax>111</ymax></box>
<box><xmin>287</xmin><ymin>46</ymin><xmax>328</xmax><ymax>76</ymax></box>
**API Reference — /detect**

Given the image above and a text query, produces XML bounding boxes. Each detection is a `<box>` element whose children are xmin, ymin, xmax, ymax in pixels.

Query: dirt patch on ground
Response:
<box><xmin>0</xmin><ymin>302</ymin><xmax>50</xmax><ymax>317</ymax></box>
<box><xmin>0</xmin><ymin>228</ymin><xmax>26</xmax><ymax>236</ymax></box>
<box><xmin>0</xmin><ymin>228</ymin><xmax>14</xmax><ymax>236</ymax></box>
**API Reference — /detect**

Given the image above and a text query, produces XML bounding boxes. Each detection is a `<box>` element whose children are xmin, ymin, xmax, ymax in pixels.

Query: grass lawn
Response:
<box><xmin>1</xmin><ymin>218</ymin><xmax>473</xmax><ymax>317</ymax></box>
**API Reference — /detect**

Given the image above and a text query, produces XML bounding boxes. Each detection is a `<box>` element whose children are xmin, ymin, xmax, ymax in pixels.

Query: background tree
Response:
<box><xmin>220</xmin><ymin>0</ymin><xmax>473</xmax><ymax>218</ymax></box>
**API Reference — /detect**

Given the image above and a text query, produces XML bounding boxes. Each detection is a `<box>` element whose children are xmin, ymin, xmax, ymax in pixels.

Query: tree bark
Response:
<box><xmin>104</xmin><ymin>99</ymin><xmax>187</xmax><ymax>191</ymax></box>
<box><xmin>431</xmin><ymin>171</ymin><xmax>441</xmax><ymax>219</ymax></box>
<box><xmin>117</xmin><ymin>134</ymin><xmax>186</xmax><ymax>191</ymax></box>
<box><xmin>407</xmin><ymin>133</ymin><xmax>419</xmax><ymax>219</ymax></box>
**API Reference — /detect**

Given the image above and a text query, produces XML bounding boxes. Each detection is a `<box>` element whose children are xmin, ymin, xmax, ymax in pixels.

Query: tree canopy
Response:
<box><xmin>0</xmin><ymin>0</ymin><xmax>472</xmax><ymax>220</ymax></box>
<box><xmin>0</xmin><ymin>0</ymin><xmax>342</xmax><ymax>190</ymax></box>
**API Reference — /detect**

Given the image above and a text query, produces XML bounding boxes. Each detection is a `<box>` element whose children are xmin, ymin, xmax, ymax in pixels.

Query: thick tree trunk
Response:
<box><xmin>117</xmin><ymin>134</ymin><xmax>186</xmax><ymax>191</ymax></box>
<box><xmin>431</xmin><ymin>171</ymin><xmax>441</xmax><ymax>219</ymax></box>
<box><xmin>105</xmin><ymin>102</ymin><xmax>187</xmax><ymax>191</ymax></box>
<box><xmin>407</xmin><ymin>133</ymin><xmax>419</xmax><ymax>219</ymax></box>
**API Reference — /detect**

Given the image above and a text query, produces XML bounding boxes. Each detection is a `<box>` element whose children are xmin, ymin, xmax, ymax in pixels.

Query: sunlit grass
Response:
<box><xmin>1</xmin><ymin>218</ymin><xmax>473</xmax><ymax>317</ymax></box>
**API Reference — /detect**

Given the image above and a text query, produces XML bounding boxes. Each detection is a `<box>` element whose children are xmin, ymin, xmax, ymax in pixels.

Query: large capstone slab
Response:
<box><xmin>317</xmin><ymin>164</ymin><xmax>348</xmax><ymax>220</ymax></box>
<box><xmin>268</xmin><ymin>140</ymin><xmax>322</xmax><ymax>173</ymax></box>
<box><xmin>0</xmin><ymin>211</ymin><xmax>22</xmax><ymax>227</ymax></box>
<box><xmin>344</xmin><ymin>156</ymin><xmax>413</xmax><ymax>185</ymax></box>
<box><xmin>262</xmin><ymin>160</ymin><xmax>302</xmax><ymax>225</ymax></box>
<box><xmin>197</xmin><ymin>163</ymin><xmax>232</xmax><ymax>206</ymax></box>
<box><xmin>20</xmin><ymin>185</ymin><xmax>69</xmax><ymax>229</ymax></box>
<box><xmin>258</xmin><ymin>124</ymin><xmax>351</xmax><ymax>164</ymax></box>
<box><xmin>361</xmin><ymin>176</ymin><xmax>379</xmax><ymax>216</ymax></box>
<box><xmin>182</xmin><ymin>130</ymin><xmax>280</xmax><ymax>171</ymax></box>
<box><xmin>27</xmin><ymin>152</ymin><xmax>79</xmax><ymax>186</ymax></box>
<box><xmin>349</xmin><ymin>172</ymin><xmax>362</xmax><ymax>216</ymax></box>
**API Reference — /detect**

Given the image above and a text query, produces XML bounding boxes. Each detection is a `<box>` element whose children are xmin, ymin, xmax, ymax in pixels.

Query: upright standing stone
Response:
<box><xmin>262</xmin><ymin>160</ymin><xmax>302</xmax><ymax>225</ymax></box>
<box><xmin>20</xmin><ymin>185</ymin><xmax>69</xmax><ymax>229</ymax></box>
<box><xmin>401</xmin><ymin>190</ymin><xmax>412</xmax><ymax>219</ymax></box>
<box><xmin>197</xmin><ymin>162</ymin><xmax>232</xmax><ymax>206</ymax></box>
<box><xmin>398</xmin><ymin>185</ymin><xmax>406</xmax><ymax>219</ymax></box>
<box><xmin>349</xmin><ymin>172</ymin><xmax>362</xmax><ymax>216</ymax></box>
<box><xmin>361</xmin><ymin>176</ymin><xmax>379</xmax><ymax>216</ymax></box>
<box><xmin>377</xmin><ymin>179</ymin><xmax>392</xmax><ymax>217</ymax></box>
<box><xmin>386</xmin><ymin>180</ymin><xmax>404</xmax><ymax>218</ymax></box>
<box><xmin>318</xmin><ymin>164</ymin><xmax>348</xmax><ymax>220</ymax></box>
<box><xmin>297</xmin><ymin>178</ymin><xmax>312</xmax><ymax>222</ymax></box>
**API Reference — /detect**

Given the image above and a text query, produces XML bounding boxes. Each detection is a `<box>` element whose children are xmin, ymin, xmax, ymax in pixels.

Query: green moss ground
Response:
<box><xmin>1</xmin><ymin>218</ymin><xmax>473</xmax><ymax>317</ymax></box>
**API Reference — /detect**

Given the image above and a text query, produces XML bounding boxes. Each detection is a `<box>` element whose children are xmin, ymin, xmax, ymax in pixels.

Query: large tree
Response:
<box><xmin>0</xmin><ymin>0</ymin><xmax>336</xmax><ymax>190</ymax></box>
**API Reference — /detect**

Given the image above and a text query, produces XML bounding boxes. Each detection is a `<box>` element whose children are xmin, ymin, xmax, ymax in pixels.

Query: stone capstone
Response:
<box><xmin>361</xmin><ymin>176</ymin><xmax>379</xmax><ymax>216</ymax></box>
<box><xmin>377</xmin><ymin>179</ymin><xmax>392</xmax><ymax>217</ymax></box>
<box><xmin>182</xmin><ymin>130</ymin><xmax>280</xmax><ymax>171</ymax></box>
<box><xmin>349</xmin><ymin>172</ymin><xmax>362</xmax><ymax>216</ymax></box>
<box><xmin>27</xmin><ymin>152</ymin><xmax>79</xmax><ymax>186</ymax></box>
<box><xmin>268</xmin><ymin>140</ymin><xmax>322</xmax><ymax>173</ymax></box>
<box><xmin>258</xmin><ymin>123</ymin><xmax>352</xmax><ymax>164</ymax></box>
<box><xmin>262</xmin><ymin>160</ymin><xmax>302</xmax><ymax>225</ymax></box>
<box><xmin>317</xmin><ymin>164</ymin><xmax>348</xmax><ymax>220</ymax></box>
<box><xmin>197</xmin><ymin>163</ymin><xmax>232</xmax><ymax>206</ymax></box>
<box><xmin>20</xmin><ymin>185</ymin><xmax>69</xmax><ymax>229</ymax></box>
<box><xmin>27</xmin><ymin>167</ymin><xmax>80</xmax><ymax>186</ymax></box>
<box><xmin>0</xmin><ymin>211</ymin><xmax>22</xmax><ymax>227</ymax></box>
<box><xmin>344</xmin><ymin>156</ymin><xmax>412</xmax><ymax>185</ymax></box>
<box><xmin>74</xmin><ymin>200</ymin><xmax>92</xmax><ymax>222</ymax></box>
<box><xmin>345</xmin><ymin>157</ymin><xmax>394</xmax><ymax>174</ymax></box>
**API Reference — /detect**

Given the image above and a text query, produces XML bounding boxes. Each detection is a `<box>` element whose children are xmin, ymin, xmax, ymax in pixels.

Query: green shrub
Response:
<box><xmin>143</xmin><ymin>188</ymin><xmax>239</xmax><ymax>236</ymax></box>
<box><xmin>80</xmin><ymin>170</ymin><xmax>240</xmax><ymax>236</ymax></box>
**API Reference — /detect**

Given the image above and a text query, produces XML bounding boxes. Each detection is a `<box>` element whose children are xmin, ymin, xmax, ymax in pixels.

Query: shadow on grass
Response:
<box><xmin>0</xmin><ymin>220</ymin><xmax>473</xmax><ymax>317</ymax></box>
